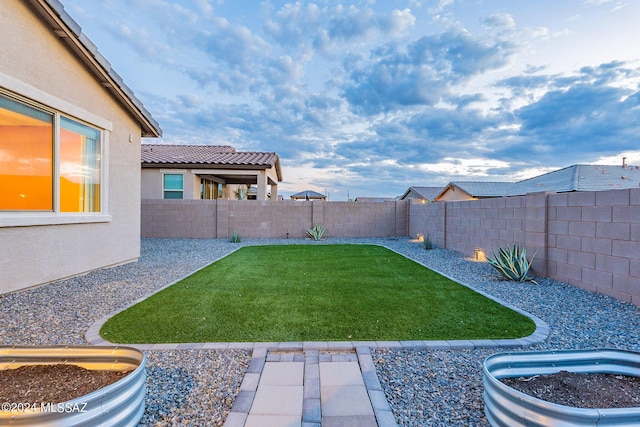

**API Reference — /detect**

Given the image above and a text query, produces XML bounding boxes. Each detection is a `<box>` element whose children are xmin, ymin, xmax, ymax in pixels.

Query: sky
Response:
<box><xmin>61</xmin><ymin>0</ymin><xmax>640</xmax><ymax>199</ymax></box>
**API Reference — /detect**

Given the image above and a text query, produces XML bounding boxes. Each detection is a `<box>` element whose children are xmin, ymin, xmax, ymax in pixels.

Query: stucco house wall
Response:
<box><xmin>141</xmin><ymin>168</ymin><xmax>200</xmax><ymax>200</ymax></box>
<box><xmin>0</xmin><ymin>1</ymin><xmax>159</xmax><ymax>293</ymax></box>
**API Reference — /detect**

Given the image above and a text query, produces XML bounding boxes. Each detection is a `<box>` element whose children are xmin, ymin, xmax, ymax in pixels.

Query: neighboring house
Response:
<box><xmin>399</xmin><ymin>186</ymin><xmax>444</xmax><ymax>203</ymax></box>
<box><xmin>290</xmin><ymin>190</ymin><xmax>327</xmax><ymax>201</ymax></box>
<box><xmin>435</xmin><ymin>164</ymin><xmax>640</xmax><ymax>201</ymax></box>
<box><xmin>507</xmin><ymin>164</ymin><xmax>640</xmax><ymax>196</ymax></box>
<box><xmin>0</xmin><ymin>0</ymin><xmax>161</xmax><ymax>294</ymax></box>
<box><xmin>435</xmin><ymin>182</ymin><xmax>514</xmax><ymax>201</ymax></box>
<box><xmin>141</xmin><ymin>144</ymin><xmax>282</xmax><ymax>201</ymax></box>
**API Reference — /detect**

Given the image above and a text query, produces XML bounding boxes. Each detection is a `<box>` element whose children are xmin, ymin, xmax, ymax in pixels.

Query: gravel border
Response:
<box><xmin>370</xmin><ymin>239</ymin><xmax>640</xmax><ymax>426</ymax></box>
<box><xmin>1</xmin><ymin>237</ymin><xmax>639</xmax><ymax>426</ymax></box>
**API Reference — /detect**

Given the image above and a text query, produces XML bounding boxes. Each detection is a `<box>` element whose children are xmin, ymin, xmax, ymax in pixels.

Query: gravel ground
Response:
<box><xmin>371</xmin><ymin>239</ymin><xmax>640</xmax><ymax>427</ymax></box>
<box><xmin>1</xmin><ymin>237</ymin><xmax>639</xmax><ymax>426</ymax></box>
<box><xmin>0</xmin><ymin>238</ymin><xmax>252</xmax><ymax>426</ymax></box>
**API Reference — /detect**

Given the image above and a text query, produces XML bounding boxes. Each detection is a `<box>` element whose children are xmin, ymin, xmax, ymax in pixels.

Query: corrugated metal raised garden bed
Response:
<box><xmin>483</xmin><ymin>348</ymin><xmax>640</xmax><ymax>426</ymax></box>
<box><xmin>0</xmin><ymin>345</ymin><xmax>146</xmax><ymax>427</ymax></box>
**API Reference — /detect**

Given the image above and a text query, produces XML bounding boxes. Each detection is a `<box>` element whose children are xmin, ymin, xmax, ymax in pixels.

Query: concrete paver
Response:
<box><xmin>251</xmin><ymin>385</ymin><xmax>304</xmax><ymax>415</ymax></box>
<box><xmin>260</xmin><ymin>362</ymin><xmax>304</xmax><ymax>386</ymax></box>
<box><xmin>227</xmin><ymin>349</ymin><xmax>398</xmax><ymax>427</ymax></box>
<box><xmin>320</xmin><ymin>361</ymin><xmax>365</xmax><ymax>386</ymax></box>
<box><xmin>320</xmin><ymin>385</ymin><xmax>374</xmax><ymax>416</ymax></box>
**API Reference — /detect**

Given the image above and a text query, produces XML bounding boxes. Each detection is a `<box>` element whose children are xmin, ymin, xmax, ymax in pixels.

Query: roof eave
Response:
<box><xmin>29</xmin><ymin>0</ymin><xmax>162</xmax><ymax>138</ymax></box>
<box><xmin>142</xmin><ymin>162</ymin><xmax>274</xmax><ymax>171</ymax></box>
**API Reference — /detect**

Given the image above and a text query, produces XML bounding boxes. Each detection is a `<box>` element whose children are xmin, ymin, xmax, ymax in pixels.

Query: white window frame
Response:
<box><xmin>0</xmin><ymin>72</ymin><xmax>112</xmax><ymax>227</ymax></box>
<box><xmin>162</xmin><ymin>172</ymin><xmax>185</xmax><ymax>199</ymax></box>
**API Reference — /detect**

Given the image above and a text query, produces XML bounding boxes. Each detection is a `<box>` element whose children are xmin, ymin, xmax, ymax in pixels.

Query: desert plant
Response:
<box><xmin>487</xmin><ymin>244</ymin><xmax>538</xmax><ymax>284</ymax></box>
<box><xmin>306</xmin><ymin>224</ymin><xmax>326</xmax><ymax>240</ymax></box>
<box><xmin>230</xmin><ymin>231</ymin><xmax>241</xmax><ymax>243</ymax></box>
<box><xmin>423</xmin><ymin>233</ymin><xmax>433</xmax><ymax>250</ymax></box>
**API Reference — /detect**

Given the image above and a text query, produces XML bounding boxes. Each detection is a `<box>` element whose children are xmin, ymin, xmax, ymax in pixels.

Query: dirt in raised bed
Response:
<box><xmin>0</xmin><ymin>364</ymin><xmax>132</xmax><ymax>405</ymax></box>
<box><xmin>501</xmin><ymin>370</ymin><xmax>640</xmax><ymax>409</ymax></box>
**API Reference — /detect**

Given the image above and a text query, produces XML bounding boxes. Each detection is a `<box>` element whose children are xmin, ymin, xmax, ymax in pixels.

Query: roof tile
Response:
<box><xmin>141</xmin><ymin>144</ymin><xmax>278</xmax><ymax>167</ymax></box>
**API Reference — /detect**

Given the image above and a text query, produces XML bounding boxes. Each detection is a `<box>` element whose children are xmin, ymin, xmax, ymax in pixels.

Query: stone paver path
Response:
<box><xmin>223</xmin><ymin>347</ymin><xmax>397</xmax><ymax>427</ymax></box>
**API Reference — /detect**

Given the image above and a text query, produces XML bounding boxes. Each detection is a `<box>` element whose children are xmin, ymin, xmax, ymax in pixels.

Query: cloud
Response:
<box><xmin>379</xmin><ymin>8</ymin><xmax>416</xmax><ymax>37</ymax></box>
<box><xmin>342</xmin><ymin>28</ymin><xmax>517</xmax><ymax>114</ymax></box>
<box><xmin>263</xmin><ymin>3</ymin><xmax>416</xmax><ymax>57</ymax></box>
<box><xmin>76</xmin><ymin>0</ymin><xmax>640</xmax><ymax>197</ymax></box>
<box><xmin>492</xmin><ymin>61</ymin><xmax>640</xmax><ymax>164</ymax></box>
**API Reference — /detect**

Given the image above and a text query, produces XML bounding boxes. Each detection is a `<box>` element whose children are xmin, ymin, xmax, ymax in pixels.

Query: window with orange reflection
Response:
<box><xmin>0</xmin><ymin>96</ymin><xmax>53</xmax><ymax>211</ymax></box>
<box><xmin>60</xmin><ymin>117</ymin><xmax>100</xmax><ymax>212</ymax></box>
<box><xmin>0</xmin><ymin>93</ymin><xmax>101</xmax><ymax>213</ymax></box>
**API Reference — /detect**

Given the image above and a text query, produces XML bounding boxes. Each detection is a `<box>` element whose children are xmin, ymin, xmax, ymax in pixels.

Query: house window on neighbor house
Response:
<box><xmin>0</xmin><ymin>93</ymin><xmax>101</xmax><ymax>213</ymax></box>
<box><xmin>163</xmin><ymin>173</ymin><xmax>183</xmax><ymax>199</ymax></box>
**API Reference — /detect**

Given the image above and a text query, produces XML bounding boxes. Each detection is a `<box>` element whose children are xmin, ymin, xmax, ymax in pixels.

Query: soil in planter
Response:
<box><xmin>0</xmin><ymin>364</ymin><xmax>132</xmax><ymax>405</ymax></box>
<box><xmin>501</xmin><ymin>370</ymin><xmax>640</xmax><ymax>409</ymax></box>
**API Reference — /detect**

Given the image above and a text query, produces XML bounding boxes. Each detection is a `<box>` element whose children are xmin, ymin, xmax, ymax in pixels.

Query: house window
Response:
<box><xmin>0</xmin><ymin>93</ymin><xmax>102</xmax><ymax>213</ymax></box>
<box><xmin>0</xmin><ymin>95</ymin><xmax>54</xmax><ymax>210</ymax></box>
<box><xmin>60</xmin><ymin>117</ymin><xmax>101</xmax><ymax>212</ymax></box>
<box><xmin>163</xmin><ymin>174</ymin><xmax>183</xmax><ymax>199</ymax></box>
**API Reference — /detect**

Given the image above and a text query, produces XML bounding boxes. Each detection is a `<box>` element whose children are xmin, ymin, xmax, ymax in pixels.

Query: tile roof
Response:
<box><xmin>32</xmin><ymin>0</ymin><xmax>161</xmax><ymax>137</ymax></box>
<box><xmin>141</xmin><ymin>144</ymin><xmax>279</xmax><ymax>168</ymax></box>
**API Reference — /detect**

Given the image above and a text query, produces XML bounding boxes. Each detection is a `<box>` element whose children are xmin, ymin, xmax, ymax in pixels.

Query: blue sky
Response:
<box><xmin>62</xmin><ymin>0</ymin><xmax>640</xmax><ymax>199</ymax></box>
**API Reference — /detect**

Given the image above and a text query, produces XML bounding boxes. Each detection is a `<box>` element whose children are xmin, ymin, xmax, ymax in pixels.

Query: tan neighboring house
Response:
<box><xmin>141</xmin><ymin>144</ymin><xmax>282</xmax><ymax>201</ymax></box>
<box><xmin>435</xmin><ymin>182</ymin><xmax>513</xmax><ymax>201</ymax></box>
<box><xmin>0</xmin><ymin>0</ymin><xmax>161</xmax><ymax>294</ymax></box>
<box><xmin>435</xmin><ymin>164</ymin><xmax>640</xmax><ymax>201</ymax></box>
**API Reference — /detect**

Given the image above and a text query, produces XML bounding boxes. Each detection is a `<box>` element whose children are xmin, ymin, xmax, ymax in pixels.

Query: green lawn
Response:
<box><xmin>101</xmin><ymin>244</ymin><xmax>536</xmax><ymax>343</ymax></box>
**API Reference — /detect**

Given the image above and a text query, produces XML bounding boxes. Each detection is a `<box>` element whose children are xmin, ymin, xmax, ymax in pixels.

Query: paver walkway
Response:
<box><xmin>223</xmin><ymin>347</ymin><xmax>398</xmax><ymax>427</ymax></box>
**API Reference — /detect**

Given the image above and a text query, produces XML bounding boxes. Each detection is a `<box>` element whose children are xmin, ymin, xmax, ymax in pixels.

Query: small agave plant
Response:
<box><xmin>423</xmin><ymin>233</ymin><xmax>433</xmax><ymax>250</ymax></box>
<box><xmin>306</xmin><ymin>224</ymin><xmax>326</xmax><ymax>240</ymax></box>
<box><xmin>487</xmin><ymin>244</ymin><xmax>538</xmax><ymax>284</ymax></box>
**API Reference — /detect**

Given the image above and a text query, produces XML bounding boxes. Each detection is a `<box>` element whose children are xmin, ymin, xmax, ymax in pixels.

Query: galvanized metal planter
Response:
<box><xmin>0</xmin><ymin>345</ymin><xmax>146</xmax><ymax>427</ymax></box>
<box><xmin>483</xmin><ymin>348</ymin><xmax>640</xmax><ymax>426</ymax></box>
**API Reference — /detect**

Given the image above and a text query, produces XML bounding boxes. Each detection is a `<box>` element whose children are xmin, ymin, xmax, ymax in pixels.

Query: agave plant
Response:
<box><xmin>423</xmin><ymin>233</ymin><xmax>433</xmax><ymax>250</ymax></box>
<box><xmin>487</xmin><ymin>244</ymin><xmax>538</xmax><ymax>284</ymax></box>
<box><xmin>230</xmin><ymin>231</ymin><xmax>241</xmax><ymax>243</ymax></box>
<box><xmin>306</xmin><ymin>224</ymin><xmax>326</xmax><ymax>240</ymax></box>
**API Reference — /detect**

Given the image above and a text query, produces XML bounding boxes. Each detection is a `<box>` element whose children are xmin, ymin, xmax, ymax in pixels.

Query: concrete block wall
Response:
<box><xmin>545</xmin><ymin>188</ymin><xmax>640</xmax><ymax>304</ymax></box>
<box><xmin>446</xmin><ymin>195</ymin><xmax>545</xmax><ymax>273</ymax></box>
<box><xmin>412</xmin><ymin>188</ymin><xmax>640</xmax><ymax>305</ymax></box>
<box><xmin>408</xmin><ymin>201</ymin><xmax>445</xmax><ymax>247</ymax></box>
<box><xmin>141</xmin><ymin>199</ymin><xmax>217</xmax><ymax>238</ymax></box>
<box><xmin>141</xmin><ymin>199</ymin><xmax>409</xmax><ymax>240</ymax></box>
<box><xmin>321</xmin><ymin>201</ymin><xmax>408</xmax><ymax>238</ymax></box>
<box><xmin>227</xmin><ymin>200</ymin><xmax>312</xmax><ymax>239</ymax></box>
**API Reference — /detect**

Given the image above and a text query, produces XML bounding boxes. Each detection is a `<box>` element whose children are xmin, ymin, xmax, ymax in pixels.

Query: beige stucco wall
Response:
<box><xmin>436</xmin><ymin>187</ymin><xmax>474</xmax><ymax>202</ymax></box>
<box><xmin>141</xmin><ymin>169</ymin><xmax>198</xmax><ymax>199</ymax></box>
<box><xmin>0</xmin><ymin>1</ymin><xmax>145</xmax><ymax>293</ymax></box>
<box><xmin>142</xmin><ymin>167</ymin><xmax>279</xmax><ymax>200</ymax></box>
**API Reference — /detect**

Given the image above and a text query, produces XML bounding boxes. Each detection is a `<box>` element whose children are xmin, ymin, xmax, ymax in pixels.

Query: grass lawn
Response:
<box><xmin>101</xmin><ymin>244</ymin><xmax>536</xmax><ymax>343</ymax></box>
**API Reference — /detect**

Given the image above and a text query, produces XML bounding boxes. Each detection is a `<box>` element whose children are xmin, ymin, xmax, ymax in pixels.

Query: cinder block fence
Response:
<box><xmin>410</xmin><ymin>188</ymin><xmax>640</xmax><ymax>305</ymax></box>
<box><xmin>141</xmin><ymin>199</ymin><xmax>409</xmax><ymax>239</ymax></box>
<box><xmin>141</xmin><ymin>187</ymin><xmax>639</xmax><ymax>305</ymax></box>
